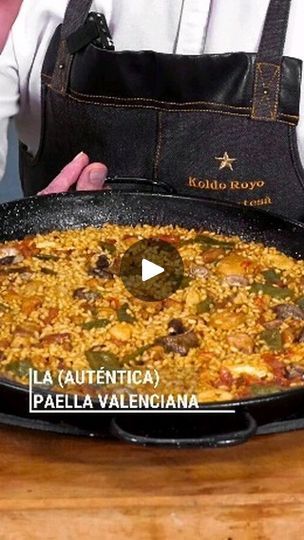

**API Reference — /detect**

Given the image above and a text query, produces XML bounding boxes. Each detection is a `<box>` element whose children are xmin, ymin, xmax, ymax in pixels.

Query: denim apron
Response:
<box><xmin>19</xmin><ymin>0</ymin><xmax>304</xmax><ymax>221</ymax></box>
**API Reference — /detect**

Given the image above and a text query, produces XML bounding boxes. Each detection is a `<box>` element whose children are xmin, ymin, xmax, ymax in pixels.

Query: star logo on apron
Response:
<box><xmin>215</xmin><ymin>152</ymin><xmax>237</xmax><ymax>171</ymax></box>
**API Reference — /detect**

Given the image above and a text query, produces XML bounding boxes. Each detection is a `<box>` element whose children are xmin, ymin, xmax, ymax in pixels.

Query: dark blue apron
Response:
<box><xmin>19</xmin><ymin>0</ymin><xmax>304</xmax><ymax>221</ymax></box>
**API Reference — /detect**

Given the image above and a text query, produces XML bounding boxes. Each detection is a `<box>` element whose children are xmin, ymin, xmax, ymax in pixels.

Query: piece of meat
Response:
<box><xmin>0</xmin><ymin>248</ymin><xmax>24</xmax><ymax>265</ymax></box>
<box><xmin>263</xmin><ymin>320</ymin><xmax>283</xmax><ymax>330</ymax></box>
<box><xmin>227</xmin><ymin>333</ymin><xmax>254</xmax><ymax>354</ymax></box>
<box><xmin>274</xmin><ymin>304</ymin><xmax>304</xmax><ymax>321</ymax></box>
<box><xmin>156</xmin><ymin>331</ymin><xmax>199</xmax><ymax>356</ymax></box>
<box><xmin>41</xmin><ymin>333</ymin><xmax>71</xmax><ymax>345</ymax></box>
<box><xmin>21</xmin><ymin>296</ymin><xmax>43</xmax><ymax>316</ymax></box>
<box><xmin>15</xmin><ymin>323</ymin><xmax>41</xmax><ymax>337</ymax></box>
<box><xmin>217</xmin><ymin>253</ymin><xmax>249</xmax><ymax>277</ymax></box>
<box><xmin>201</xmin><ymin>248</ymin><xmax>225</xmax><ymax>264</ymax></box>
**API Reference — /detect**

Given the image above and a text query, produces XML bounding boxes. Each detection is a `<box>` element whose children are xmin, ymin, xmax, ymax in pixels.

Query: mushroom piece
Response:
<box><xmin>156</xmin><ymin>331</ymin><xmax>199</xmax><ymax>356</ymax></box>
<box><xmin>189</xmin><ymin>265</ymin><xmax>209</xmax><ymax>279</ymax></box>
<box><xmin>224</xmin><ymin>275</ymin><xmax>249</xmax><ymax>287</ymax></box>
<box><xmin>90</xmin><ymin>254</ymin><xmax>114</xmax><ymax>279</ymax></box>
<box><xmin>284</xmin><ymin>363</ymin><xmax>304</xmax><ymax>380</ymax></box>
<box><xmin>73</xmin><ymin>288</ymin><xmax>101</xmax><ymax>302</ymax></box>
<box><xmin>96</xmin><ymin>255</ymin><xmax>110</xmax><ymax>269</ymax></box>
<box><xmin>168</xmin><ymin>318</ymin><xmax>186</xmax><ymax>335</ymax></box>
<box><xmin>274</xmin><ymin>304</ymin><xmax>304</xmax><ymax>321</ymax></box>
<box><xmin>0</xmin><ymin>248</ymin><xmax>24</xmax><ymax>266</ymax></box>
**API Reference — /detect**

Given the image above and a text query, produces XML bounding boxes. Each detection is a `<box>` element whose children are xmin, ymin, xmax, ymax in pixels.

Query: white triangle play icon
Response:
<box><xmin>142</xmin><ymin>259</ymin><xmax>164</xmax><ymax>282</ymax></box>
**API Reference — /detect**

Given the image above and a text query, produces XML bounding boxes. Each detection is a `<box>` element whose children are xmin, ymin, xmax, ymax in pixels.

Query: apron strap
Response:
<box><xmin>61</xmin><ymin>0</ymin><xmax>93</xmax><ymax>39</ymax></box>
<box><xmin>251</xmin><ymin>0</ymin><xmax>292</xmax><ymax>121</ymax></box>
<box><xmin>51</xmin><ymin>0</ymin><xmax>93</xmax><ymax>93</ymax></box>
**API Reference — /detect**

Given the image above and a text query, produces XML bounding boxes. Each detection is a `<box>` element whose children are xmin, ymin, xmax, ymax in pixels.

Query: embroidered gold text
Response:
<box><xmin>243</xmin><ymin>196</ymin><xmax>272</xmax><ymax>207</ymax></box>
<box><xmin>187</xmin><ymin>177</ymin><xmax>266</xmax><ymax>192</ymax></box>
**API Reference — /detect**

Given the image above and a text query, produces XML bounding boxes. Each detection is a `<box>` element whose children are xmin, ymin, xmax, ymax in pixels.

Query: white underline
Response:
<box><xmin>29</xmin><ymin>409</ymin><xmax>236</xmax><ymax>414</ymax></box>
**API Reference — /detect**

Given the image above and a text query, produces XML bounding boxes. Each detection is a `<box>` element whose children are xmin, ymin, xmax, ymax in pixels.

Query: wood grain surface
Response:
<box><xmin>0</xmin><ymin>427</ymin><xmax>303</xmax><ymax>540</ymax></box>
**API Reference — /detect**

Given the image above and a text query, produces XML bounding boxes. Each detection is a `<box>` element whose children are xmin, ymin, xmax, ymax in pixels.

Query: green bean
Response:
<box><xmin>297</xmin><ymin>297</ymin><xmax>304</xmax><ymax>310</ymax></box>
<box><xmin>82</xmin><ymin>319</ymin><xmax>111</xmax><ymax>330</ymax></box>
<box><xmin>196</xmin><ymin>297</ymin><xmax>214</xmax><ymax>314</ymax></box>
<box><xmin>6</xmin><ymin>359</ymin><xmax>33</xmax><ymax>377</ymax></box>
<box><xmin>251</xmin><ymin>283</ymin><xmax>293</xmax><ymax>299</ymax></box>
<box><xmin>40</xmin><ymin>267</ymin><xmax>57</xmax><ymax>276</ymax></box>
<box><xmin>100</xmin><ymin>241</ymin><xmax>116</xmax><ymax>255</ymax></box>
<box><xmin>260</xmin><ymin>328</ymin><xmax>283</xmax><ymax>351</ymax></box>
<box><xmin>178</xmin><ymin>276</ymin><xmax>192</xmax><ymax>290</ymax></box>
<box><xmin>262</xmin><ymin>268</ymin><xmax>282</xmax><ymax>284</ymax></box>
<box><xmin>250</xmin><ymin>384</ymin><xmax>284</xmax><ymax>397</ymax></box>
<box><xmin>180</xmin><ymin>235</ymin><xmax>234</xmax><ymax>248</ymax></box>
<box><xmin>85</xmin><ymin>350</ymin><xmax>120</xmax><ymax>370</ymax></box>
<box><xmin>117</xmin><ymin>303</ymin><xmax>136</xmax><ymax>323</ymax></box>
<box><xmin>35</xmin><ymin>254</ymin><xmax>59</xmax><ymax>261</ymax></box>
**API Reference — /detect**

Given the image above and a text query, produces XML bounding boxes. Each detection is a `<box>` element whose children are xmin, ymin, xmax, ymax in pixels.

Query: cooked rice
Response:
<box><xmin>0</xmin><ymin>223</ymin><xmax>303</xmax><ymax>402</ymax></box>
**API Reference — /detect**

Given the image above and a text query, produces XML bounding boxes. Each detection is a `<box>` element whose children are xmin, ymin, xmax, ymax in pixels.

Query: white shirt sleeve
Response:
<box><xmin>0</xmin><ymin>29</ymin><xmax>20</xmax><ymax>181</ymax></box>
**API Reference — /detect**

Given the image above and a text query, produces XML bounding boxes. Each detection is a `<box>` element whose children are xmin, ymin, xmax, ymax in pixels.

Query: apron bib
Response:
<box><xmin>20</xmin><ymin>0</ymin><xmax>304</xmax><ymax>221</ymax></box>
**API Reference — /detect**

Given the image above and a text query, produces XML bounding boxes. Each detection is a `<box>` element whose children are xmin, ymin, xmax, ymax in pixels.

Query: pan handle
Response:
<box><xmin>105</xmin><ymin>176</ymin><xmax>177</xmax><ymax>195</ymax></box>
<box><xmin>110</xmin><ymin>412</ymin><xmax>257</xmax><ymax>448</ymax></box>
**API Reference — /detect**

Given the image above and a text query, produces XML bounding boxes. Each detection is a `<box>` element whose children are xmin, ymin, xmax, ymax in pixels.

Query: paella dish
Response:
<box><xmin>0</xmin><ymin>223</ymin><xmax>303</xmax><ymax>402</ymax></box>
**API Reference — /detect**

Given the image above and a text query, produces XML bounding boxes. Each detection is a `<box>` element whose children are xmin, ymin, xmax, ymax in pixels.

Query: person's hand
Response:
<box><xmin>38</xmin><ymin>152</ymin><xmax>108</xmax><ymax>195</ymax></box>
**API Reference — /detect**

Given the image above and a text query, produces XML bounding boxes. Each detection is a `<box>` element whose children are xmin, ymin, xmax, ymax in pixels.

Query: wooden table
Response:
<box><xmin>0</xmin><ymin>426</ymin><xmax>303</xmax><ymax>540</ymax></box>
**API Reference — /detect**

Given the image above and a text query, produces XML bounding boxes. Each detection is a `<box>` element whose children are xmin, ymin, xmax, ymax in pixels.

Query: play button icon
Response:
<box><xmin>120</xmin><ymin>239</ymin><xmax>184</xmax><ymax>302</ymax></box>
<box><xmin>142</xmin><ymin>259</ymin><xmax>164</xmax><ymax>282</ymax></box>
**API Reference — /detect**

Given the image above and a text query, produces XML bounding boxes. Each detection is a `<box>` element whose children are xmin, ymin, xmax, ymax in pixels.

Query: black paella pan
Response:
<box><xmin>0</xmin><ymin>188</ymin><xmax>303</xmax><ymax>448</ymax></box>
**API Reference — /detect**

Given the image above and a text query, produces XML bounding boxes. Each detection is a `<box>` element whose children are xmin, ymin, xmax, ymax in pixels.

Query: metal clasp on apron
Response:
<box><xmin>66</xmin><ymin>13</ymin><xmax>114</xmax><ymax>55</ymax></box>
